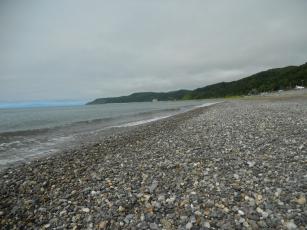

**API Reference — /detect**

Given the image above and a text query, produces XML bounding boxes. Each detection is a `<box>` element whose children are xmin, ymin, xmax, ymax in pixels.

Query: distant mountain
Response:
<box><xmin>87</xmin><ymin>90</ymin><xmax>191</xmax><ymax>104</ymax></box>
<box><xmin>87</xmin><ymin>62</ymin><xmax>307</xmax><ymax>105</ymax></box>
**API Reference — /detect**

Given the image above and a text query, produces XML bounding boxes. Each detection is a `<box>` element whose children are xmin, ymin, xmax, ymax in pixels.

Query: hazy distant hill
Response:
<box><xmin>87</xmin><ymin>90</ymin><xmax>191</xmax><ymax>104</ymax></box>
<box><xmin>87</xmin><ymin>62</ymin><xmax>307</xmax><ymax>104</ymax></box>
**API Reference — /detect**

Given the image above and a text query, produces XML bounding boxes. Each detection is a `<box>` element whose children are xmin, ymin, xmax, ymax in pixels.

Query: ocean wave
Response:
<box><xmin>0</xmin><ymin>108</ymin><xmax>183</xmax><ymax>137</ymax></box>
<box><xmin>113</xmin><ymin>115</ymin><xmax>171</xmax><ymax>127</ymax></box>
<box><xmin>194</xmin><ymin>102</ymin><xmax>219</xmax><ymax>108</ymax></box>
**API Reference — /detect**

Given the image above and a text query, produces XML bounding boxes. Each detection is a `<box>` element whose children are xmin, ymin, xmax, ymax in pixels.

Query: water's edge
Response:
<box><xmin>0</xmin><ymin>102</ymin><xmax>220</xmax><ymax>170</ymax></box>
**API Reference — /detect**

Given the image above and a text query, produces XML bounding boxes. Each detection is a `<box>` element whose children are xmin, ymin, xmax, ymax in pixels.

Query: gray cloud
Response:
<box><xmin>1</xmin><ymin>0</ymin><xmax>307</xmax><ymax>102</ymax></box>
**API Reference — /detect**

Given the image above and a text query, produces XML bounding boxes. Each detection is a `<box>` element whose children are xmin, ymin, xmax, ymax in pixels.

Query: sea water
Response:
<box><xmin>0</xmin><ymin>100</ymin><xmax>218</xmax><ymax>169</ymax></box>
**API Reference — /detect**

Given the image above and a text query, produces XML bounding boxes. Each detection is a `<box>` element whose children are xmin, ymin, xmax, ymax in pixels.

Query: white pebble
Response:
<box><xmin>286</xmin><ymin>221</ymin><xmax>297</xmax><ymax>230</ymax></box>
<box><xmin>82</xmin><ymin>207</ymin><xmax>90</xmax><ymax>213</ymax></box>
<box><xmin>238</xmin><ymin>210</ymin><xmax>245</xmax><ymax>215</ymax></box>
<box><xmin>186</xmin><ymin>222</ymin><xmax>193</xmax><ymax>229</ymax></box>
<box><xmin>203</xmin><ymin>222</ymin><xmax>210</xmax><ymax>228</ymax></box>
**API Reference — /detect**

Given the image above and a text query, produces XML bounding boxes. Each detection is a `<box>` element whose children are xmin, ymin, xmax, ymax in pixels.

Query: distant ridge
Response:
<box><xmin>87</xmin><ymin>62</ymin><xmax>307</xmax><ymax>105</ymax></box>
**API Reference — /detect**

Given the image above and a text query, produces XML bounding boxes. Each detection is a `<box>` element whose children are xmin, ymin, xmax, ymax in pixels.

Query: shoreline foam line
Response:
<box><xmin>112</xmin><ymin>102</ymin><xmax>221</xmax><ymax>128</ymax></box>
<box><xmin>195</xmin><ymin>101</ymin><xmax>223</xmax><ymax>108</ymax></box>
<box><xmin>113</xmin><ymin>115</ymin><xmax>172</xmax><ymax>128</ymax></box>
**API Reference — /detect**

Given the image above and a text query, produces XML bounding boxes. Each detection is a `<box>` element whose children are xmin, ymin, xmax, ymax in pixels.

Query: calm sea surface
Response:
<box><xmin>0</xmin><ymin>100</ymin><xmax>218</xmax><ymax>169</ymax></box>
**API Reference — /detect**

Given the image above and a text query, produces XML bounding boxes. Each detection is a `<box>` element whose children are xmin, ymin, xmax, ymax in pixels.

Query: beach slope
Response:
<box><xmin>1</xmin><ymin>97</ymin><xmax>306</xmax><ymax>229</ymax></box>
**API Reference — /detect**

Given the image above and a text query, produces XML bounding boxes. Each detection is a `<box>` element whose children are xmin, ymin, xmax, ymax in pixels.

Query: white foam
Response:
<box><xmin>0</xmin><ymin>140</ymin><xmax>22</xmax><ymax>148</ymax></box>
<box><xmin>194</xmin><ymin>102</ymin><xmax>221</xmax><ymax>108</ymax></box>
<box><xmin>114</xmin><ymin>115</ymin><xmax>171</xmax><ymax>128</ymax></box>
<box><xmin>113</xmin><ymin>102</ymin><xmax>221</xmax><ymax>128</ymax></box>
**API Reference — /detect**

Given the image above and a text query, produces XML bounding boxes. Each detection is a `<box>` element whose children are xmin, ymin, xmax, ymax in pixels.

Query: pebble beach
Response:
<box><xmin>0</xmin><ymin>96</ymin><xmax>306</xmax><ymax>229</ymax></box>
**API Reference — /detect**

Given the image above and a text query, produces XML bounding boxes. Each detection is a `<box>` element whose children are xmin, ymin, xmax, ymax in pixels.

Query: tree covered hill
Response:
<box><xmin>87</xmin><ymin>90</ymin><xmax>191</xmax><ymax>104</ymax></box>
<box><xmin>87</xmin><ymin>62</ymin><xmax>307</xmax><ymax>104</ymax></box>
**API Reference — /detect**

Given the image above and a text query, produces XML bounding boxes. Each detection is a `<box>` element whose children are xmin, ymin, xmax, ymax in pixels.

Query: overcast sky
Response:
<box><xmin>1</xmin><ymin>0</ymin><xmax>307</xmax><ymax>102</ymax></box>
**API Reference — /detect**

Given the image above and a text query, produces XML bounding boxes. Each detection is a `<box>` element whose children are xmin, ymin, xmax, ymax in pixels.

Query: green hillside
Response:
<box><xmin>87</xmin><ymin>90</ymin><xmax>191</xmax><ymax>104</ymax></box>
<box><xmin>87</xmin><ymin>62</ymin><xmax>307</xmax><ymax>104</ymax></box>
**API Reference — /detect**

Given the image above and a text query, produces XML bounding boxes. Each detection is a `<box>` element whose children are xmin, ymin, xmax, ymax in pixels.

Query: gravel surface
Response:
<box><xmin>0</xmin><ymin>98</ymin><xmax>306</xmax><ymax>229</ymax></box>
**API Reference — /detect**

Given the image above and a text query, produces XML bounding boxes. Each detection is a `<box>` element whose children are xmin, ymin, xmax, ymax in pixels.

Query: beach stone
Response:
<box><xmin>238</xmin><ymin>210</ymin><xmax>245</xmax><ymax>216</ymax></box>
<box><xmin>203</xmin><ymin>221</ymin><xmax>210</xmax><ymax>228</ymax></box>
<box><xmin>124</xmin><ymin>214</ymin><xmax>134</xmax><ymax>224</ymax></box>
<box><xmin>247</xmin><ymin>161</ymin><xmax>256</xmax><ymax>167</ymax></box>
<box><xmin>98</xmin><ymin>220</ymin><xmax>108</xmax><ymax>229</ymax></box>
<box><xmin>295</xmin><ymin>195</ymin><xmax>306</xmax><ymax>205</ymax></box>
<box><xmin>149</xmin><ymin>180</ymin><xmax>158</xmax><ymax>193</ymax></box>
<box><xmin>161</xmin><ymin>218</ymin><xmax>173</xmax><ymax>229</ymax></box>
<box><xmin>60</xmin><ymin>210</ymin><xmax>67</xmax><ymax>216</ymax></box>
<box><xmin>286</xmin><ymin>220</ymin><xmax>298</xmax><ymax>230</ymax></box>
<box><xmin>149</xmin><ymin>222</ymin><xmax>159</xmax><ymax>230</ymax></box>
<box><xmin>82</xmin><ymin>208</ymin><xmax>90</xmax><ymax>213</ymax></box>
<box><xmin>185</xmin><ymin>222</ymin><xmax>193</xmax><ymax>229</ymax></box>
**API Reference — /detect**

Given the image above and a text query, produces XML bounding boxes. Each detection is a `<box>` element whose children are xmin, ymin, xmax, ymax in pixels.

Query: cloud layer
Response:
<box><xmin>1</xmin><ymin>0</ymin><xmax>307</xmax><ymax>102</ymax></box>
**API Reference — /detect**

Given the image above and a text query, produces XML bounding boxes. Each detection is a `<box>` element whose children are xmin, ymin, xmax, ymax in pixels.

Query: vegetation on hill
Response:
<box><xmin>87</xmin><ymin>62</ymin><xmax>307</xmax><ymax>104</ymax></box>
<box><xmin>87</xmin><ymin>90</ymin><xmax>190</xmax><ymax>104</ymax></box>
